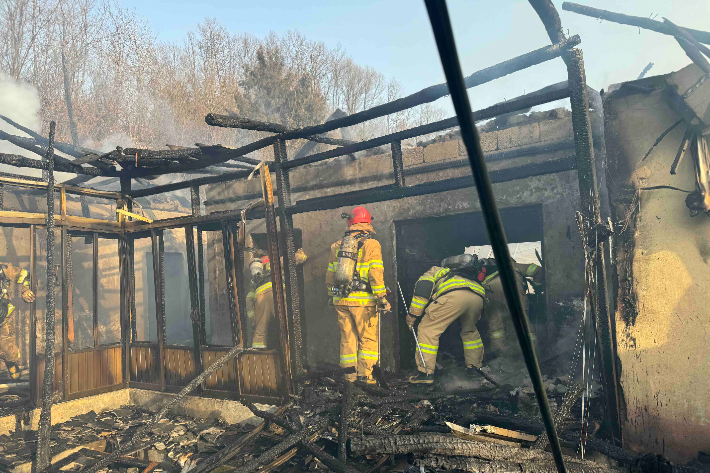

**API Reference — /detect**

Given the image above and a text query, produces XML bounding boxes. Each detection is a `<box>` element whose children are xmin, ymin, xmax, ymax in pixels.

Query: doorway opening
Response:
<box><xmin>395</xmin><ymin>205</ymin><xmax>545</xmax><ymax>371</ymax></box>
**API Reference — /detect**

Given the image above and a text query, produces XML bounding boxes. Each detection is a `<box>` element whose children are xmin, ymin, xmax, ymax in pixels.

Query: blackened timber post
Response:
<box><xmin>61</xmin><ymin>227</ymin><xmax>69</xmax><ymax>400</ymax></box>
<box><xmin>566</xmin><ymin>48</ymin><xmax>622</xmax><ymax>443</ymax></box>
<box><xmin>259</xmin><ymin>163</ymin><xmax>292</xmax><ymax>397</ymax></box>
<box><xmin>272</xmin><ymin>140</ymin><xmax>304</xmax><ymax>376</ymax></box>
<box><xmin>391</xmin><ymin>140</ymin><xmax>406</xmax><ymax>187</ymax></box>
<box><xmin>120</xmin><ymin>176</ymin><xmax>131</xmax><ymax>388</ymax></box>
<box><xmin>191</xmin><ymin>185</ymin><xmax>207</xmax><ymax>345</ymax></box>
<box><xmin>230</xmin><ymin>222</ymin><xmax>247</xmax><ymax>347</ymax></box>
<box><xmin>29</xmin><ymin>225</ymin><xmax>37</xmax><ymax>407</ymax></box>
<box><xmin>151</xmin><ymin>229</ymin><xmax>167</xmax><ymax>391</ymax></box>
<box><xmin>185</xmin><ymin>224</ymin><xmax>204</xmax><ymax>387</ymax></box>
<box><xmin>221</xmin><ymin>222</ymin><xmax>241</xmax><ymax>345</ymax></box>
<box><xmin>36</xmin><ymin>120</ymin><xmax>56</xmax><ymax>472</ymax></box>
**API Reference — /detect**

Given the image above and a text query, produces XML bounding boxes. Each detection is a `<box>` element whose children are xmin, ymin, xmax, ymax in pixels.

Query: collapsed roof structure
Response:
<box><xmin>0</xmin><ymin>1</ymin><xmax>709</xmax><ymax>472</ymax></box>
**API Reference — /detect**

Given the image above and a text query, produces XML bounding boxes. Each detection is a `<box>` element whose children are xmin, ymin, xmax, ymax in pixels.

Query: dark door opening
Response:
<box><xmin>395</xmin><ymin>205</ymin><xmax>545</xmax><ymax>371</ymax></box>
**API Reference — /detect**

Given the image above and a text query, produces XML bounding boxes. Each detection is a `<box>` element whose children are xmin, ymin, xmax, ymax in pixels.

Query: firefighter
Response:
<box><xmin>247</xmin><ymin>249</ymin><xmax>307</xmax><ymax>349</ymax></box>
<box><xmin>0</xmin><ymin>263</ymin><xmax>35</xmax><ymax>380</ymax></box>
<box><xmin>481</xmin><ymin>260</ymin><xmax>543</xmax><ymax>356</ymax></box>
<box><xmin>326</xmin><ymin>206</ymin><xmax>389</xmax><ymax>384</ymax></box>
<box><xmin>406</xmin><ymin>254</ymin><xmax>486</xmax><ymax>385</ymax></box>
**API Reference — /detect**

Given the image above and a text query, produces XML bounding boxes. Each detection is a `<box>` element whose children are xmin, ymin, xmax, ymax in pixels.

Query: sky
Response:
<box><xmin>118</xmin><ymin>0</ymin><xmax>710</xmax><ymax>115</ymax></box>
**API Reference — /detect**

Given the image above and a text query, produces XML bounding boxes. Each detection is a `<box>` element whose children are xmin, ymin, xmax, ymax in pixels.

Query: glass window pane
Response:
<box><xmin>35</xmin><ymin>228</ymin><xmax>63</xmax><ymax>355</ymax></box>
<box><xmin>163</xmin><ymin>228</ymin><xmax>192</xmax><ymax>346</ymax></box>
<box><xmin>0</xmin><ymin>227</ymin><xmax>32</xmax><ymax>366</ymax></box>
<box><xmin>134</xmin><ymin>237</ymin><xmax>156</xmax><ymax>342</ymax></box>
<box><xmin>71</xmin><ymin>235</ymin><xmax>94</xmax><ymax>350</ymax></box>
<box><xmin>97</xmin><ymin>238</ymin><xmax>120</xmax><ymax>345</ymax></box>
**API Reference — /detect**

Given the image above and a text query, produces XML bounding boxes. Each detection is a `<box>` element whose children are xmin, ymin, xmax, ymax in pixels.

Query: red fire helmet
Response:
<box><xmin>347</xmin><ymin>206</ymin><xmax>371</xmax><ymax>226</ymax></box>
<box><xmin>261</xmin><ymin>255</ymin><xmax>270</xmax><ymax>265</ymax></box>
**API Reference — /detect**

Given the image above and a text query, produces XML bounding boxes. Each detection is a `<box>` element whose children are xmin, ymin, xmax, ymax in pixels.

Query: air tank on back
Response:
<box><xmin>334</xmin><ymin>234</ymin><xmax>359</xmax><ymax>286</ymax></box>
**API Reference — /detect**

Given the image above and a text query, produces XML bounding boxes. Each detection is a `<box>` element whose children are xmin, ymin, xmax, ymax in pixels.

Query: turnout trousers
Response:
<box><xmin>336</xmin><ymin>305</ymin><xmax>378</xmax><ymax>382</ymax></box>
<box><xmin>416</xmin><ymin>290</ymin><xmax>484</xmax><ymax>374</ymax></box>
<box><xmin>483</xmin><ymin>275</ymin><xmax>532</xmax><ymax>355</ymax></box>
<box><xmin>252</xmin><ymin>288</ymin><xmax>275</xmax><ymax>349</ymax></box>
<box><xmin>0</xmin><ymin>320</ymin><xmax>20</xmax><ymax>379</ymax></box>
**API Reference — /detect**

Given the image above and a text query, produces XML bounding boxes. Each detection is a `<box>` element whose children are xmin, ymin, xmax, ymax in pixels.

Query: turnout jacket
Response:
<box><xmin>409</xmin><ymin>266</ymin><xmax>485</xmax><ymax>317</ymax></box>
<box><xmin>326</xmin><ymin>223</ymin><xmax>386</xmax><ymax>307</ymax></box>
<box><xmin>481</xmin><ymin>261</ymin><xmax>543</xmax><ymax>287</ymax></box>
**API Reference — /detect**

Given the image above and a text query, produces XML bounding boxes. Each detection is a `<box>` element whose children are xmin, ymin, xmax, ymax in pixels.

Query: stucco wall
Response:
<box><xmin>206</xmin><ymin>114</ymin><xmax>591</xmax><ymax>372</ymax></box>
<box><xmin>605</xmin><ymin>79</ymin><xmax>710</xmax><ymax>462</ymax></box>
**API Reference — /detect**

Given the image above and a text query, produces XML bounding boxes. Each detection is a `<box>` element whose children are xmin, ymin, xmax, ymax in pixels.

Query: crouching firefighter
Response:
<box><xmin>481</xmin><ymin>259</ymin><xmax>543</xmax><ymax>357</ymax></box>
<box><xmin>326</xmin><ymin>206</ymin><xmax>390</xmax><ymax>384</ymax></box>
<box><xmin>247</xmin><ymin>249</ymin><xmax>307</xmax><ymax>349</ymax></box>
<box><xmin>0</xmin><ymin>264</ymin><xmax>35</xmax><ymax>379</ymax></box>
<box><xmin>407</xmin><ymin>254</ymin><xmax>486</xmax><ymax>384</ymax></box>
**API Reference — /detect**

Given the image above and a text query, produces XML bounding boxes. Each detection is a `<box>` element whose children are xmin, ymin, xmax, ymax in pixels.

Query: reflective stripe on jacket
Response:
<box><xmin>409</xmin><ymin>266</ymin><xmax>484</xmax><ymax>317</ymax></box>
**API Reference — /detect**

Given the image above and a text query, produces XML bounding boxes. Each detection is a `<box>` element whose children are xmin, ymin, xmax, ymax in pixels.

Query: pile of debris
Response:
<box><xmin>4</xmin><ymin>363</ymin><xmax>709</xmax><ymax>473</ymax></box>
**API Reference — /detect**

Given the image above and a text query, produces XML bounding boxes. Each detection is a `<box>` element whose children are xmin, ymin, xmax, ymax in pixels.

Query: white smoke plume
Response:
<box><xmin>0</xmin><ymin>73</ymin><xmax>43</xmax><ymax>178</ymax></box>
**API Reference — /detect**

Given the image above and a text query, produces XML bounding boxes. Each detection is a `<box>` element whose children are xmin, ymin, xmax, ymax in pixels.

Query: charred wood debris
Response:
<box><xmin>2</xmin><ymin>364</ymin><xmax>708</xmax><ymax>473</ymax></box>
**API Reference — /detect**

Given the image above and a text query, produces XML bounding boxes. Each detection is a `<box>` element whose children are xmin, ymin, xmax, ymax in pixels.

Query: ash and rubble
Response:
<box><xmin>3</xmin><ymin>364</ymin><xmax>707</xmax><ymax>473</ymax></box>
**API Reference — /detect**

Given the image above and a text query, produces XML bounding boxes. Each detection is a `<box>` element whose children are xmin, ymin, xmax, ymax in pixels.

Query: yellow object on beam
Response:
<box><xmin>116</xmin><ymin>208</ymin><xmax>153</xmax><ymax>223</ymax></box>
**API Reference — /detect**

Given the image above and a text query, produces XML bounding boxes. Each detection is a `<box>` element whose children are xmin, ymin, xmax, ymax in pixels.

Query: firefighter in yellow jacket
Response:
<box><xmin>406</xmin><ymin>254</ymin><xmax>486</xmax><ymax>384</ymax></box>
<box><xmin>326</xmin><ymin>206</ymin><xmax>389</xmax><ymax>384</ymax></box>
<box><xmin>0</xmin><ymin>263</ymin><xmax>35</xmax><ymax>379</ymax></box>
<box><xmin>482</xmin><ymin>260</ymin><xmax>543</xmax><ymax>356</ymax></box>
<box><xmin>247</xmin><ymin>249</ymin><xmax>307</xmax><ymax>349</ymax></box>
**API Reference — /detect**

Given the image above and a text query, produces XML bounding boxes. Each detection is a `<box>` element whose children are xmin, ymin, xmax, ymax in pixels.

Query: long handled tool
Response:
<box><xmin>397</xmin><ymin>282</ymin><xmax>427</xmax><ymax>372</ymax></box>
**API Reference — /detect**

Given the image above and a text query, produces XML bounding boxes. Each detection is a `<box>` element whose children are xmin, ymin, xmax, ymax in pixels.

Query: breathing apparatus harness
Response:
<box><xmin>441</xmin><ymin>253</ymin><xmax>491</xmax><ymax>282</ymax></box>
<box><xmin>330</xmin><ymin>230</ymin><xmax>372</xmax><ymax>298</ymax></box>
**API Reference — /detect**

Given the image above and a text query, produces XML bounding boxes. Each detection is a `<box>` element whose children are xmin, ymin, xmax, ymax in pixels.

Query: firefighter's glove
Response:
<box><xmin>406</xmin><ymin>315</ymin><xmax>417</xmax><ymax>328</ymax></box>
<box><xmin>295</xmin><ymin>248</ymin><xmax>307</xmax><ymax>265</ymax></box>
<box><xmin>377</xmin><ymin>298</ymin><xmax>391</xmax><ymax>313</ymax></box>
<box><xmin>21</xmin><ymin>288</ymin><xmax>35</xmax><ymax>304</ymax></box>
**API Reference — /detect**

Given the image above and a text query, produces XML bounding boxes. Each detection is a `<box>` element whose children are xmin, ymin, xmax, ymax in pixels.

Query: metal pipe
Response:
<box><xmin>423</xmin><ymin>2</ymin><xmax>566</xmax><ymax>471</ymax></box>
<box><xmin>36</xmin><ymin>120</ymin><xmax>57</xmax><ymax>472</ymax></box>
<box><xmin>185</xmin><ymin>224</ymin><xmax>204</xmax><ymax>385</ymax></box>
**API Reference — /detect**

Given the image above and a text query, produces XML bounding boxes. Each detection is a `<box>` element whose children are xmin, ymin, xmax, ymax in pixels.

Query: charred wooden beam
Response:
<box><xmin>35</xmin><ymin>121</ymin><xmax>57</xmax><ymax>472</ymax></box>
<box><xmin>232</xmin><ymin>422</ymin><xmax>326</xmax><ymax>473</ymax></box>
<box><xmin>528</xmin><ymin>0</ymin><xmax>570</xmax><ymax>66</ymax></box>
<box><xmin>206</xmin><ymin>114</ymin><xmax>356</xmax><ymax>147</ymax></box>
<box><xmin>417</xmin><ymin>454</ymin><xmax>619</xmax><ymax>473</ymax></box>
<box><xmin>272</xmin><ymin>140</ymin><xmax>304</xmax><ymax>375</ymax></box>
<box><xmin>190</xmin><ymin>405</ymin><xmax>291</xmax><ymax>473</ymax></box>
<box><xmin>128</xmin><ymin>37</ymin><xmax>578</xmax><ymax>177</ymax></box>
<box><xmin>351</xmin><ymin>433</ymin><xmax>556</xmax><ymax>461</ymax></box>
<box><xmin>300</xmin><ymin>440</ymin><xmax>358</xmax><ymax>473</ymax></box>
<box><xmin>282</xmin><ymin>87</ymin><xmax>570</xmax><ymax>169</ymax></box>
<box><xmin>562</xmin><ymin>2</ymin><xmax>710</xmax><ymax>45</ymax></box>
<box><xmin>0</xmin><ymin>149</ymin><xmax>111</xmax><ymax>176</ymax></box>
<box><xmin>260</xmin><ymin>38</ymin><xmax>579</xmax><ymax>145</ymax></box>
<box><xmin>664</xmin><ymin>18</ymin><xmax>710</xmax><ymax>60</ymax></box>
<box><xmin>0</xmin><ymin>114</ymin><xmax>110</xmax><ymax>171</ymax></box>
<box><xmin>259</xmin><ymin>163</ymin><xmax>292</xmax><ymax>394</ymax></box>
<box><xmin>675</xmin><ymin>37</ymin><xmax>710</xmax><ymax>75</ymax></box>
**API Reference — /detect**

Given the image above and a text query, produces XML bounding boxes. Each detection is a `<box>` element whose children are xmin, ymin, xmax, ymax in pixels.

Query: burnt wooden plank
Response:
<box><xmin>101</xmin><ymin>348</ymin><xmax>108</xmax><ymax>386</ymax></box>
<box><xmin>94</xmin><ymin>350</ymin><xmax>101</xmax><ymax>389</ymax></box>
<box><xmin>70</xmin><ymin>353</ymin><xmax>79</xmax><ymax>394</ymax></box>
<box><xmin>115</xmin><ymin>347</ymin><xmax>122</xmax><ymax>384</ymax></box>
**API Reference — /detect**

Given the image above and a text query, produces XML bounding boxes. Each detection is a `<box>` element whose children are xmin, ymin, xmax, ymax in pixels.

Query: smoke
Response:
<box><xmin>82</xmin><ymin>132</ymin><xmax>136</xmax><ymax>153</ymax></box>
<box><xmin>0</xmin><ymin>73</ymin><xmax>43</xmax><ymax>178</ymax></box>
